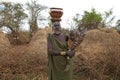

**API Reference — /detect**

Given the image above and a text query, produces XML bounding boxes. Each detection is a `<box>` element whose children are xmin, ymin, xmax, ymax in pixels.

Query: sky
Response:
<box><xmin>1</xmin><ymin>0</ymin><xmax>120</xmax><ymax>29</ymax></box>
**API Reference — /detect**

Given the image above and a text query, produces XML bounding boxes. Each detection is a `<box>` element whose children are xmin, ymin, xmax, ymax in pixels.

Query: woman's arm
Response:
<box><xmin>47</xmin><ymin>34</ymin><xmax>61</xmax><ymax>56</ymax></box>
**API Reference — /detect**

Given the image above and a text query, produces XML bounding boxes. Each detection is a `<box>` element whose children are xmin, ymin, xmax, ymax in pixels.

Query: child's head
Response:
<box><xmin>69</xmin><ymin>30</ymin><xmax>77</xmax><ymax>41</ymax></box>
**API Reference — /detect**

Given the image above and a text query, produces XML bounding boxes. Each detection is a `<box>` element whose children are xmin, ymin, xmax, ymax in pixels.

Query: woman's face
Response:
<box><xmin>52</xmin><ymin>22</ymin><xmax>61</xmax><ymax>34</ymax></box>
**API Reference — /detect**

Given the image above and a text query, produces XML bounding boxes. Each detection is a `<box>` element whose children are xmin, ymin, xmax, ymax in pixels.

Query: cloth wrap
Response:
<box><xmin>48</xmin><ymin>34</ymin><xmax>73</xmax><ymax>80</ymax></box>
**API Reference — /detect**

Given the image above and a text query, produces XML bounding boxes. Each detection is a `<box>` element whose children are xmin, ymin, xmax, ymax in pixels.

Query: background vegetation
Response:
<box><xmin>0</xmin><ymin>0</ymin><xmax>120</xmax><ymax>80</ymax></box>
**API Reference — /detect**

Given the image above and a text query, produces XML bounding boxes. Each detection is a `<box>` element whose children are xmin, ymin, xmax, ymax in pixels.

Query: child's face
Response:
<box><xmin>70</xmin><ymin>31</ymin><xmax>76</xmax><ymax>41</ymax></box>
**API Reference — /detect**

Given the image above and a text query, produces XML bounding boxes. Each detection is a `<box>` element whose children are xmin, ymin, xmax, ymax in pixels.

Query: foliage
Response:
<box><xmin>116</xmin><ymin>20</ymin><xmax>120</xmax><ymax>27</ymax></box>
<box><xmin>80</xmin><ymin>8</ymin><xmax>102</xmax><ymax>30</ymax></box>
<box><xmin>26</xmin><ymin>0</ymin><xmax>48</xmax><ymax>35</ymax></box>
<box><xmin>101</xmin><ymin>8</ymin><xmax>115</xmax><ymax>27</ymax></box>
<box><xmin>0</xmin><ymin>2</ymin><xmax>27</xmax><ymax>32</ymax></box>
<box><xmin>0</xmin><ymin>1</ymin><xmax>28</xmax><ymax>44</ymax></box>
<box><xmin>112</xmin><ymin>20</ymin><xmax>120</xmax><ymax>34</ymax></box>
<box><xmin>72</xmin><ymin>8</ymin><xmax>115</xmax><ymax>31</ymax></box>
<box><xmin>68</xmin><ymin>14</ymin><xmax>81</xmax><ymax>30</ymax></box>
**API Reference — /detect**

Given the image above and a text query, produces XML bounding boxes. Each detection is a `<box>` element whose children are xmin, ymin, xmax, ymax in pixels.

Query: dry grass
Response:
<box><xmin>0</xmin><ymin>28</ymin><xmax>120</xmax><ymax>80</ymax></box>
<box><xmin>74</xmin><ymin>28</ymin><xmax>120</xmax><ymax>80</ymax></box>
<box><xmin>0</xmin><ymin>29</ymin><xmax>48</xmax><ymax>80</ymax></box>
<box><xmin>27</xmin><ymin>29</ymin><xmax>48</xmax><ymax>64</ymax></box>
<box><xmin>0</xmin><ymin>30</ymin><xmax>11</xmax><ymax>55</ymax></box>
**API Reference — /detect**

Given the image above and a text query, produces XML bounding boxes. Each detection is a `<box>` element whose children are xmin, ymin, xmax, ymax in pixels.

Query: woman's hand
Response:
<box><xmin>66</xmin><ymin>50</ymin><xmax>75</xmax><ymax>58</ymax></box>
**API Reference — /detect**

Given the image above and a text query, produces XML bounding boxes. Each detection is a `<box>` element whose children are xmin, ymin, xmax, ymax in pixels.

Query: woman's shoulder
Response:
<box><xmin>60</xmin><ymin>33</ymin><xmax>68</xmax><ymax>37</ymax></box>
<box><xmin>60</xmin><ymin>33</ymin><xmax>69</xmax><ymax>41</ymax></box>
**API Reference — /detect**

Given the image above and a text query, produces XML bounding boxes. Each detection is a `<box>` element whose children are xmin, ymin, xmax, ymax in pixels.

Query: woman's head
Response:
<box><xmin>52</xmin><ymin>21</ymin><xmax>61</xmax><ymax>34</ymax></box>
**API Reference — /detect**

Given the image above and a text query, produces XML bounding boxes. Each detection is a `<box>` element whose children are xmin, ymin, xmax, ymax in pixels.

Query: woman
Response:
<box><xmin>47</xmin><ymin>21</ymin><xmax>75</xmax><ymax>80</ymax></box>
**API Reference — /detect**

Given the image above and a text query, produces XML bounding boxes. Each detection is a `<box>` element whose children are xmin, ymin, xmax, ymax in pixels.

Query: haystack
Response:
<box><xmin>79</xmin><ymin>28</ymin><xmax>120</xmax><ymax>59</ymax></box>
<box><xmin>27</xmin><ymin>28</ymin><xmax>49</xmax><ymax>64</ymax></box>
<box><xmin>75</xmin><ymin>28</ymin><xmax>120</xmax><ymax>79</ymax></box>
<box><xmin>0</xmin><ymin>30</ymin><xmax>11</xmax><ymax>54</ymax></box>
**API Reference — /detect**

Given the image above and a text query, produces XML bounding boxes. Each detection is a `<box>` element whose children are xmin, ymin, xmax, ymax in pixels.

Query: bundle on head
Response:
<box><xmin>49</xmin><ymin>7</ymin><xmax>63</xmax><ymax>22</ymax></box>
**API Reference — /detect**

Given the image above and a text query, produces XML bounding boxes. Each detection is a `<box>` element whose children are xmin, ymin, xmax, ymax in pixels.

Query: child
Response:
<box><xmin>64</xmin><ymin>30</ymin><xmax>78</xmax><ymax>72</ymax></box>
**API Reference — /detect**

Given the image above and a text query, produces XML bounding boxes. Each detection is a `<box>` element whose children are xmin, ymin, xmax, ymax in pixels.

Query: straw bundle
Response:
<box><xmin>74</xmin><ymin>28</ymin><xmax>120</xmax><ymax>79</ymax></box>
<box><xmin>0</xmin><ymin>30</ymin><xmax>11</xmax><ymax>54</ymax></box>
<box><xmin>27</xmin><ymin>29</ymin><xmax>48</xmax><ymax>64</ymax></box>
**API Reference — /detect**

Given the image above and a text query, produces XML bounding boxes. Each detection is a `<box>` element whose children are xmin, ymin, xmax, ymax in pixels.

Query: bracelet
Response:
<box><xmin>60</xmin><ymin>51</ymin><xmax>66</xmax><ymax>55</ymax></box>
<box><xmin>68</xmin><ymin>49</ymin><xmax>71</xmax><ymax>51</ymax></box>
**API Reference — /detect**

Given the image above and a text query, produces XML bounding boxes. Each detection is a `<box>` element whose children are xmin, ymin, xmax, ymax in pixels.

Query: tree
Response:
<box><xmin>26</xmin><ymin>0</ymin><xmax>47</xmax><ymax>35</ymax></box>
<box><xmin>80</xmin><ymin>8</ymin><xmax>102</xmax><ymax>30</ymax></box>
<box><xmin>69</xmin><ymin>8</ymin><xmax>116</xmax><ymax>44</ymax></box>
<box><xmin>0</xmin><ymin>2</ymin><xmax>27</xmax><ymax>44</ymax></box>
<box><xmin>116</xmin><ymin>20</ymin><xmax>120</xmax><ymax>27</ymax></box>
<box><xmin>72</xmin><ymin>8</ymin><xmax>102</xmax><ymax>31</ymax></box>
<box><xmin>72</xmin><ymin>8</ymin><xmax>115</xmax><ymax>32</ymax></box>
<box><xmin>68</xmin><ymin>13</ymin><xmax>81</xmax><ymax>30</ymax></box>
<box><xmin>101</xmin><ymin>8</ymin><xmax>115</xmax><ymax>27</ymax></box>
<box><xmin>114</xmin><ymin>20</ymin><xmax>120</xmax><ymax>34</ymax></box>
